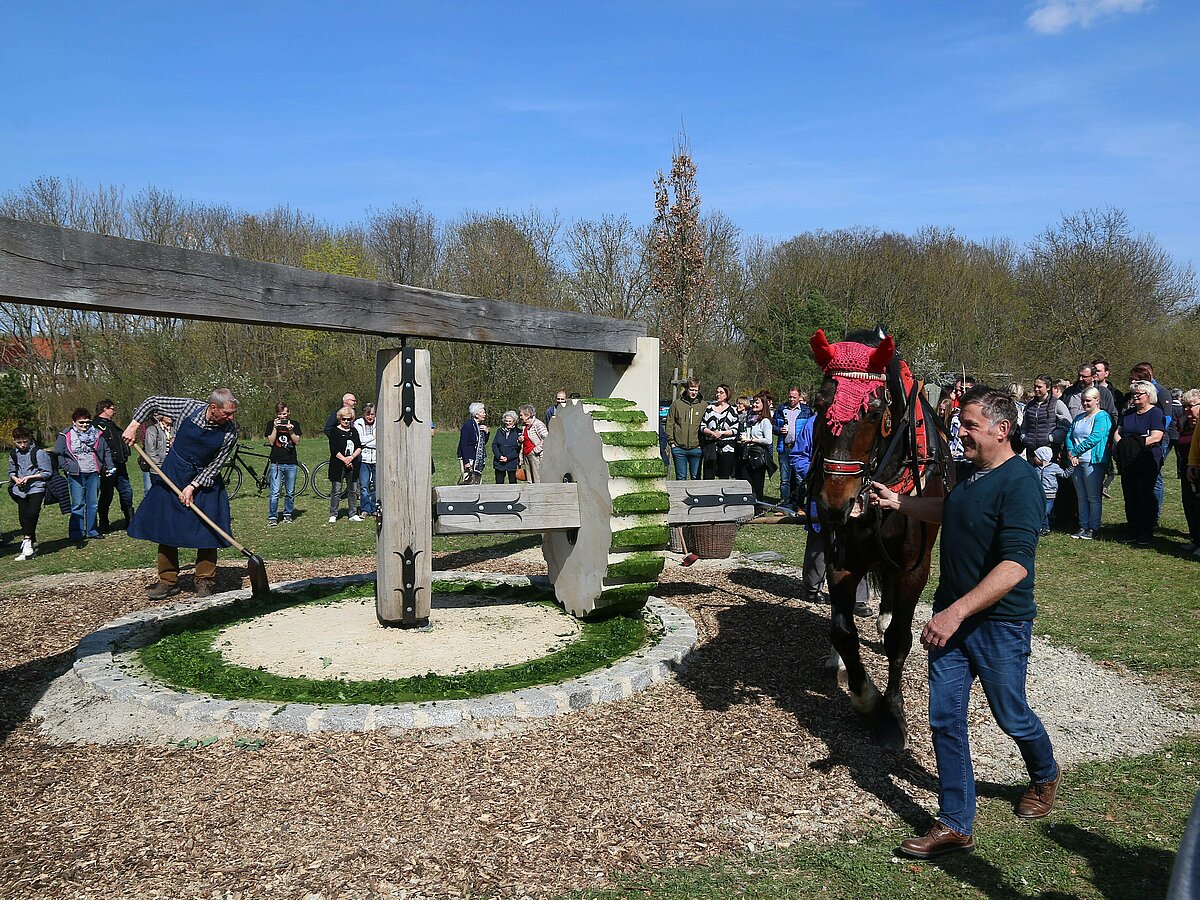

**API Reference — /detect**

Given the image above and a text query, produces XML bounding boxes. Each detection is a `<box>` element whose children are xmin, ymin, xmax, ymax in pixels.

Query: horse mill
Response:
<box><xmin>0</xmin><ymin>217</ymin><xmax>753</xmax><ymax>624</ymax></box>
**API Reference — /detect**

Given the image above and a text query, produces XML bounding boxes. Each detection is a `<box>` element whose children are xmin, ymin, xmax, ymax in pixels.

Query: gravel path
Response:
<box><xmin>0</xmin><ymin>550</ymin><xmax>1195</xmax><ymax>899</ymax></box>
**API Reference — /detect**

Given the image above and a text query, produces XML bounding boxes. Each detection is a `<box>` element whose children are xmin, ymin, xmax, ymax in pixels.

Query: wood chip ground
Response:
<box><xmin>0</xmin><ymin>551</ymin><xmax>1177</xmax><ymax>899</ymax></box>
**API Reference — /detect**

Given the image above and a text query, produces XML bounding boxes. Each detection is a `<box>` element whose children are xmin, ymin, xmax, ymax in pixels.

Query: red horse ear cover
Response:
<box><xmin>811</xmin><ymin>329</ymin><xmax>834</xmax><ymax>371</ymax></box>
<box><xmin>867</xmin><ymin>335</ymin><xmax>895</xmax><ymax>372</ymax></box>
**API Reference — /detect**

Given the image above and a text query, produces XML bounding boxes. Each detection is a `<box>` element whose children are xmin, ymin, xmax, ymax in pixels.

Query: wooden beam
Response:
<box><xmin>432</xmin><ymin>483</ymin><xmax>580</xmax><ymax>535</ymax></box>
<box><xmin>666</xmin><ymin>480</ymin><xmax>757</xmax><ymax>525</ymax></box>
<box><xmin>0</xmin><ymin>217</ymin><xmax>645</xmax><ymax>354</ymax></box>
<box><xmin>376</xmin><ymin>347</ymin><xmax>433</xmax><ymax>627</ymax></box>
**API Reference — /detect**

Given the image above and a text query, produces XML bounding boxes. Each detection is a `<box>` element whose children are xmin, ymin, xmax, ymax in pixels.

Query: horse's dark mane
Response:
<box><xmin>841</xmin><ymin>327</ymin><xmax>885</xmax><ymax>348</ymax></box>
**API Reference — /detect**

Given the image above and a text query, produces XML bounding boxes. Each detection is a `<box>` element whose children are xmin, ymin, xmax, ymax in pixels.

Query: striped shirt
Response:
<box><xmin>131</xmin><ymin>397</ymin><xmax>238</xmax><ymax>488</ymax></box>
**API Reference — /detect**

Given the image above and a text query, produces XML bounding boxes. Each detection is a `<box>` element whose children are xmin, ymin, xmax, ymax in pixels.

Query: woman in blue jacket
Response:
<box><xmin>1065</xmin><ymin>387</ymin><xmax>1112</xmax><ymax>540</ymax></box>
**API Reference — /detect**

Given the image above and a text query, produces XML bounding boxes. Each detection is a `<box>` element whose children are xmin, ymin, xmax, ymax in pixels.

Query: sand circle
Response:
<box><xmin>216</xmin><ymin>594</ymin><xmax>583</xmax><ymax>680</ymax></box>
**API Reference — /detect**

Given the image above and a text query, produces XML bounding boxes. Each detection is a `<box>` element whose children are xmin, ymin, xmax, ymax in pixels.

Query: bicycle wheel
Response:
<box><xmin>222</xmin><ymin>461</ymin><xmax>243</xmax><ymax>499</ymax></box>
<box><xmin>295</xmin><ymin>462</ymin><xmax>311</xmax><ymax>497</ymax></box>
<box><xmin>311</xmin><ymin>461</ymin><xmax>331</xmax><ymax>499</ymax></box>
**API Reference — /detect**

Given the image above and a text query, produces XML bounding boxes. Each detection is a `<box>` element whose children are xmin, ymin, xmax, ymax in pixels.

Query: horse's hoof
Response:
<box><xmin>872</xmin><ymin>715</ymin><xmax>908</xmax><ymax>751</ymax></box>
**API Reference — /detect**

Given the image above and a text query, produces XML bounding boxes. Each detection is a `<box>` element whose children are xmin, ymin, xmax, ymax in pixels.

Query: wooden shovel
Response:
<box><xmin>131</xmin><ymin>443</ymin><xmax>271</xmax><ymax>596</ymax></box>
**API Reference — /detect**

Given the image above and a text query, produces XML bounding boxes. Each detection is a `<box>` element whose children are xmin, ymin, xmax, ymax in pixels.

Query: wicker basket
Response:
<box><xmin>681</xmin><ymin>522</ymin><xmax>739</xmax><ymax>559</ymax></box>
<box><xmin>668</xmin><ymin>525</ymin><xmax>686</xmax><ymax>553</ymax></box>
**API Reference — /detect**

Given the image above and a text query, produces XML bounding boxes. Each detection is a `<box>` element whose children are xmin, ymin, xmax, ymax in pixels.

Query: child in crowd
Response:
<box><xmin>1033</xmin><ymin>446</ymin><xmax>1067</xmax><ymax>536</ymax></box>
<box><xmin>7</xmin><ymin>428</ymin><xmax>53</xmax><ymax>560</ymax></box>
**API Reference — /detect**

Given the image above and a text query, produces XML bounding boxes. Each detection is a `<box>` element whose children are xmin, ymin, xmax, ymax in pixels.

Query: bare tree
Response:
<box><xmin>368</xmin><ymin>202</ymin><xmax>441</xmax><ymax>288</ymax></box>
<box><xmin>564</xmin><ymin>214</ymin><xmax>652</xmax><ymax>320</ymax></box>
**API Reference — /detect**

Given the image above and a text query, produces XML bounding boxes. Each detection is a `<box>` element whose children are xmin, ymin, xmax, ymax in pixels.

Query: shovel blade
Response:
<box><xmin>246</xmin><ymin>553</ymin><xmax>271</xmax><ymax>596</ymax></box>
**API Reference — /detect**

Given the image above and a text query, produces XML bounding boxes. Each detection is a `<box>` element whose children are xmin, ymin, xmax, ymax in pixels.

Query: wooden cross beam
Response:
<box><xmin>0</xmin><ymin>217</ymin><xmax>645</xmax><ymax>354</ymax></box>
<box><xmin>0</xmin><ymin>216</ymin><xmax>664</xmax><ymax>625</ymax></box>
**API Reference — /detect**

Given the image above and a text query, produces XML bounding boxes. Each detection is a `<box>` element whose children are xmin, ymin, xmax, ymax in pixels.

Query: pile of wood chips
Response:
<box><xmin>0</xmin><ymin>553</ymin><xmax>944</xmax><ymax>899</ymax></box>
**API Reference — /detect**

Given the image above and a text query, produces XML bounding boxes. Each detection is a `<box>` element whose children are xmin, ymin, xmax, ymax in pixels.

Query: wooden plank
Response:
<box><xmin>433</xmin><ymin>483</ymin><xmax>580</xmax><ymax>535</ymax></box>
<box><xmin>666</xmin><ymin>479</ymin><xmax>757</xmax><ymax>525</ymax></box>
<box><xmin>0</xmin><ymin>217</ymin><xmax>645</xmax><ymax>354</ymax></box>
<box><xmin>376</xmin><ymin>347</ymin><xmax>432</xmax><ymax>627</ymax></box>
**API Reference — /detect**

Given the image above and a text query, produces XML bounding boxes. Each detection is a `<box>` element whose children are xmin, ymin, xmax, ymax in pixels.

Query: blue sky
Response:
<box><xmin>2</xmin><ymin>1</ymin><xmax>1196</xmax><ymax>271</ymax></box>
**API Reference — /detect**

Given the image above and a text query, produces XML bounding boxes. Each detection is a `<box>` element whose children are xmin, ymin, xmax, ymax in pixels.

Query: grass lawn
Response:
<box><xmin>3</xmin><ymin>434</ymin><xmax>1198</xmax><ymax>899</ymax></box>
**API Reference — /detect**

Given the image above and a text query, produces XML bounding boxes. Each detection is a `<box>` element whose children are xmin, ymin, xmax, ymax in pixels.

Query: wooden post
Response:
<box><xmin>376</xmin><ymin>346</ymin><xmax>432</xmax><ymax>627</ymax></box>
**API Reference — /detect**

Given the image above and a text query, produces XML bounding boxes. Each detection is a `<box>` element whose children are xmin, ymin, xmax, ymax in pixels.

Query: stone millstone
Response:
<box><xmin>541</xmin><ymin>399</ymin><xmax>667</xmax><ymax>618</ymax></box>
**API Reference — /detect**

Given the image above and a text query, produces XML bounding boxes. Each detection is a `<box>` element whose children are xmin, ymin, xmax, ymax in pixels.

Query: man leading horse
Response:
<box><xmin>871</xmin><ymin>384</ymin><xmax>1060</xmax><ymax>859</ymax></box>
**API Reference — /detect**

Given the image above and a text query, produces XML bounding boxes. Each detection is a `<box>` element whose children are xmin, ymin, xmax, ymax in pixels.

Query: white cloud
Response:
<box><xmin>1026</xmin><ymin>0</ymin><xmax>1154</xmax><ymax>34</ymax></box>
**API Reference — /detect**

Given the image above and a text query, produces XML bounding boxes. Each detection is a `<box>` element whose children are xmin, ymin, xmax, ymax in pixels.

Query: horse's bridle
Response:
<box><xmin>814</xmin><ymin>369</ymin><xmax>950</xmax><ymax>572</ymax></box>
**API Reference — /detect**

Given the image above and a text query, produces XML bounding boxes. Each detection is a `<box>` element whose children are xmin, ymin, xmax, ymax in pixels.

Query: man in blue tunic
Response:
<box><xmin>872</xmin><ymin>386</ymin><xmax>1059</xmax><ymax>859</ymax></box>
<box><xmin>122</xmin><ymin>389</ymin><xmax>240</xmax><ymax>599</ymax></box>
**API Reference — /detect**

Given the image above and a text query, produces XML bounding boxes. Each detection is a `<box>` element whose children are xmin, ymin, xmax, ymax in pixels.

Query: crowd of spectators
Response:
<box><xmin>657</xmin><ymin>358</ymin><xmax>1199</xmax><ymax>558</ymax></box>
<box><xmin>4</xmin><ymin>360</ymin><xmax>1196</xmax><ymax>561</ymax></box>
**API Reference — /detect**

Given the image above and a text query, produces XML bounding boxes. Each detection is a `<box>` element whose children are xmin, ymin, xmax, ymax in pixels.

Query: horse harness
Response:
<box><xmin>817</xmin><ymin>367</ymin><xmax>952</xmax><ymax>572</ymax></box>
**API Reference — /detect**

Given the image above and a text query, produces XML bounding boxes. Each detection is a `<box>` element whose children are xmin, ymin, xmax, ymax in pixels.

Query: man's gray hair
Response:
<box><xmin>209</xmin><ymin>388</ymin><xmax>239</xmax><ymax>409</ymax></box>
<box><xmin>468</xmin><ymin>402</ymin><xmax>485</xmax><ymax>417</ymax></box>
<box><xmin>960</xmin><ymin>385</ymin><xmax>1018</xmax><ymax>433</ymax></box>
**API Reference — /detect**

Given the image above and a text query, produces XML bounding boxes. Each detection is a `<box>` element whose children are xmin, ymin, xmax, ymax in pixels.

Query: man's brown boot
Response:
<box><xmin>1016</xmin><ymin>766</ymin><xmax>1061</xmax><ymax>818</ymax></box>
<box><xmin>193</xmin><ymin>578</ymin><xmax>218</xmax><ymax>599</ymax></box>
<box><xmin>898</xmin><ymin>822</ymin><xmax>975</xmax><ymax>859</ymax></box>
<box><xmin>146</xmin><ymin>581</ymin><xmax>181</xmax><ymax>600</ymax></box>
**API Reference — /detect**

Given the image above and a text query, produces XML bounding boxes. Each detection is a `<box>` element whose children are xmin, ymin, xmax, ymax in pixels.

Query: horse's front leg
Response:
<box><xmin>827</xmin><ymin>564</ymin><xmax>882</xmax><ymax>719</ymax></box>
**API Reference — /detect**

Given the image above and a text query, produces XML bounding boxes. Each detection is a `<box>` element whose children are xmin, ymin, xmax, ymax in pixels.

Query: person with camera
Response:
<box><xmin>264</xmin><ymin>402</ymin><xmax>302</xmax><ymax>526</ymax></box>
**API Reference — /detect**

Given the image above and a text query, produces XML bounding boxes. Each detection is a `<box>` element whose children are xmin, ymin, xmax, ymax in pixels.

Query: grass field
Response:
<box><xmin>2</xmin><ymin>433</ymin><xmax>1198</xmax><ymax>898</ymax></box>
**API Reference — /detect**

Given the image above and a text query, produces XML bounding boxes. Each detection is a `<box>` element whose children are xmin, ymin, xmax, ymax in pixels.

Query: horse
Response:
<box><xmin>806</xmin><ymin>326</ymin><xmax>953</xmax><ymax>749</ymax></box>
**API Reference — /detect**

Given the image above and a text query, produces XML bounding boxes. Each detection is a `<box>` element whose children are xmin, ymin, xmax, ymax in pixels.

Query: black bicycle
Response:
<box><xmin>310</xmin><ymin>460</ymin><xmax>375</xmax><ymax>502</ymax></box>
<box><xmin>221</xmin><ymin>444</ymin><xmax>311</xmax><ymax>500</ymax></box>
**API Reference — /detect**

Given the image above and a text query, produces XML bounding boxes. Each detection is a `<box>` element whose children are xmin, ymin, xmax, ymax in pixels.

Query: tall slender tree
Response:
<box><xmin>651</xmin><ymin>141</ymin><xmax>715</xmax><ymax>376</ymax></box>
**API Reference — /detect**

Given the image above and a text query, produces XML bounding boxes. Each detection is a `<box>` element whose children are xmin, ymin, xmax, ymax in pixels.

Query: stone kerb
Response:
<box><xmin>71</xmin><ymin>572</ymin><xmax>697</xmax><ymax>734</ymax></box>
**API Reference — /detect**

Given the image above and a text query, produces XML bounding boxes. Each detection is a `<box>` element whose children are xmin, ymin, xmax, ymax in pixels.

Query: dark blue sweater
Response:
<box><xmin>934</xmin><ymin>455</ymin><xmax>1041</xmax><ymax>621</ymax></box>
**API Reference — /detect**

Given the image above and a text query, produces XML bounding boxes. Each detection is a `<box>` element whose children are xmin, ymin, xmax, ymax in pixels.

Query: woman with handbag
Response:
<box><xmin>739</xmin><ymin>393</ymin><xmax>776</xmax><ymax>500</ymax></box>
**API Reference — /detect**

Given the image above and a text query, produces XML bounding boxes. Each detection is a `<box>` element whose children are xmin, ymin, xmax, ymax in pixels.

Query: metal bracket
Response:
<box><xmin>394</xmin><ymin>546</ymin><xmax>424</xmax><ymax>626</ymax></box>
<box><xmin>434</xmin><ymin>494</ymin><xmax>527</xmax><ymax>521</ymax></box>
<box><xmin>395</xmin><ymin>349</ymin><xmax>423</xmax><ymax>427</ymax></box>
<box><xmin>680</xmin><ymin>488</ymin><xmax>756</xmax><ymax>513</ymax></box>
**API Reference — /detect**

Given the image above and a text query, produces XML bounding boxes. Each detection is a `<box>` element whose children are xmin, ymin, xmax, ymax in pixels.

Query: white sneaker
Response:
<box><xmin>349</xmin><ymin>514</ymin><xmax>364</xmax><ymax>522</ymax></box>
<box><xmin>15</xmin><ymin>538</ymin><xmax>33</xmax><ymax>560</ymax></box>
<box><xmin>328</xmin><ymin>515</ymin><xmax>338</xmax><ymax>524</ymax></box>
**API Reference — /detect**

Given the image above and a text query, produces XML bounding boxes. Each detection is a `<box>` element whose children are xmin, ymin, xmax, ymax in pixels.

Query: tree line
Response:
<box><xmin>0</xmin><ymin>171</ymin><xmax>1196</xmax><ymax>445</ymax></box>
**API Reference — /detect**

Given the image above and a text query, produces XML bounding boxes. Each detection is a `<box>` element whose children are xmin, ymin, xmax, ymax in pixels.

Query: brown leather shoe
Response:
<box><xmin>193</xmin><ymin>578</ymin><xmax>218</xmax><ymax>599</ymax></box>
<box><xmin>898</xmin><ymin>822</ymin><xmax>975</xmax><ymax>859</ymax></box>
<box><xmin>1016</xmin><ymin>766</ymin><xmax>1061</xmax><ymax>818</ymax></box>
<box><xmin>146</xmin><ymin>581</ymin><xmax>181</xmax><ymax>600</ymax></box>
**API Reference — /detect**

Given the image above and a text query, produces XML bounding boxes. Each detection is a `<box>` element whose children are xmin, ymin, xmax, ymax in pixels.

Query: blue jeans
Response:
<box><xmin>779</xmin><ymin>449</ymin><xmax>801</xmax><ymax>505</ymax></box>
<box><xmin>671</xmin><ymin>446</ymin><xmax>702</xmax><ymax>480</ymax></box>
<box><xmin>928</xmin><ymin>618</ymin><xmax>1057</xmax><ymax>835</ymax></box>
<box><xmin>1072</xmin><ymin>461</ymin><xmax>1104</xmax><ymax>531</ymax></box>
<box><xmin>358</xmin><ymin>462</ymin><xmax>376</xmax><ymax>515</ymax></box>
<box><xmin>67</xmin><ymin>471</ymin><xmax>100</xmax><ymax>540</ymax></box>
<box><xmin>1042</xmin><ymin>496</ymin><xmax>1055</xmax><ymax>531</ymax></box>
<box><xmin>269</xmin><ymin>463</ymin><xmax>297</xmax><ymax>519</ymax></box>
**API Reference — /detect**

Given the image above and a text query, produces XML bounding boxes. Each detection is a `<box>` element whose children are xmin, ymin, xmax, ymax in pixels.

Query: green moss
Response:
<box><xmin>611</xmin><ymin>524</ymin><xmax>670</xmax><ymax>549</ymax></box>
<box><xmin>589</xmin><ymin>409</ymin><xmax>648</xmax><ymax>425</ymax></box>
<box><xmin>611</xmin><ymin>490</ymin><xmax>670</xmax><ymax>515</ymax></box>
<box><xmin>139</xmin><ymin>582</ymin><xmax>649</xmax><ymax>704</ymax></box>
<box><xmin>597</xmin><ymin>582</ymin><xmax>657</xmax><ymax>614</ymax></box>
<box><xmin>608</xmin><ymin>458</ymin><xmax>666</xmax><ymax>478</ymax></box>
<box><xmin>581</xmin><ymin>397</ymin><xmax>637</xmax><ymax>409</ymax></box>
<box><xmin>600</xmin><ymin>431</ymin><xmax>659</xmax><ymax>448</ymax></box>
<box><xmin>606</xmin><ymin>552</ymin><xmax>666</xmax><ymax>581</ymax></box>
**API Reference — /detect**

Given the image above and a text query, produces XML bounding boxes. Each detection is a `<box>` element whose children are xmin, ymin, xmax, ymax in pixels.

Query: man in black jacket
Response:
<box><xmin>95</xmin><ymin>399</ymin><xmax>135</xmax><ymax>531</ymax></box>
